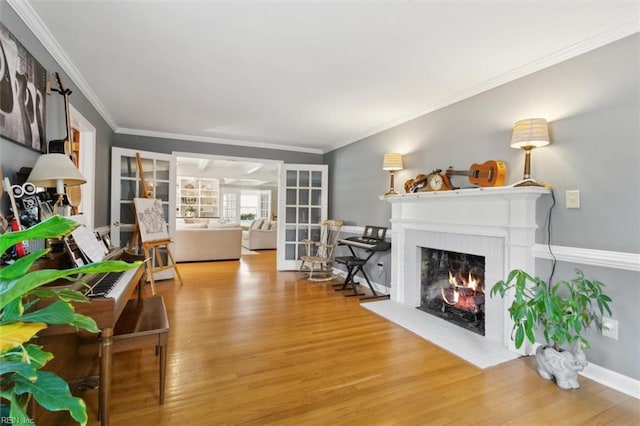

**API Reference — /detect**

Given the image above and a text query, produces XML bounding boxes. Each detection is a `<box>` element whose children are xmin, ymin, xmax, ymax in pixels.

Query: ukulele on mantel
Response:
<box><xmin>446</xmin><ymin>160</ymin><xmax>506</xmax><ymax>187</ymax></box>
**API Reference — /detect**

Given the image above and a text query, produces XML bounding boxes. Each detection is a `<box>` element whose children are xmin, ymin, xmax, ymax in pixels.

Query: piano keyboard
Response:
<box><xmin>339</xmin><ymin>237</ymin><xmax>391</xmax><ymax>251</ymax></box>
<box><xmin>87</xmin><ymin>268</ymin><xmax>138</xmax><ymax>299</ymax></box>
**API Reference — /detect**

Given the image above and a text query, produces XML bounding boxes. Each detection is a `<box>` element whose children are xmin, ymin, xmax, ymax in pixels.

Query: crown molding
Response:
<box><xmin>325</xmin><ymin>18</ymin><xmax>640</xmax><ymax>154</ymax></box>
<box><xmin>117</xmin><ymin>128</ymin><xmax>324</xmax><ymax>155</ymax></box>
<box><xmin>7</xmin><ymin>0</ymin><xmax>118</xmax><ymax>131</ymax></box>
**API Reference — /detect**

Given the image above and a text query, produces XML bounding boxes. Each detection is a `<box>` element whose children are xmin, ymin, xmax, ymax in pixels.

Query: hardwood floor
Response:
<box><xmin>73</xmin><ymin>251</ymin><xmax>639</xmax><ymax>425</ymax></box>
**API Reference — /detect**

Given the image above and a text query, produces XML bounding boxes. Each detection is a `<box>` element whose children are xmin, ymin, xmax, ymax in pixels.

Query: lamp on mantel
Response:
<box><xmin>510</xmin><ymin>118</ymin><xmax>550</xmax><ymax>187</ymax></box>
<box><xmin>382</xmin><ymin>153</ymin><xmax>403</xmax><ymax>195</ymax></box>
<box><xmin>27</xmin><ymin>153</ymin><xmax>86</xmax><ymax>213</ymax></box>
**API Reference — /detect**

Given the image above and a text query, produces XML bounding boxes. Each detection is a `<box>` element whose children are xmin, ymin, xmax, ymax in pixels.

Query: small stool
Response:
<box><xmin>334</xmin><ymin>256</ymin><xmax>367</xmax><ymax>297</ymax></box>
<box><xmin>112</xmin><ymin>296</ymin><xmax>169</xmax><ymax>404</ymax></box>
<box><xmin>334</xmin><ymin>256</ymin><xmax>390</xmax><ymax>301</ymax></box>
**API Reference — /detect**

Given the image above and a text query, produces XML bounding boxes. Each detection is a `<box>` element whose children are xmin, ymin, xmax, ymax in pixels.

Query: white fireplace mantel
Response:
<box><xmin>382</xmin><ymin>186</ymin><xmax>550</xmax><ymax>352</ymax></box>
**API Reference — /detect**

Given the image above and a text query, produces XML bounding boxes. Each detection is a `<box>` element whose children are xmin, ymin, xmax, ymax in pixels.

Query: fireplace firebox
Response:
<box><xmin>418</xmin><ymin>247</ymin><xmax>485</xmax><ymax>336</ymax></box>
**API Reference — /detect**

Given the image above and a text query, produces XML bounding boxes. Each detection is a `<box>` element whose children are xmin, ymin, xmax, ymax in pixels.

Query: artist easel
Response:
<box><xmin>129</xmin><ymin>153</ymin><xmax>183</xmax><ymax>295</ymax></box>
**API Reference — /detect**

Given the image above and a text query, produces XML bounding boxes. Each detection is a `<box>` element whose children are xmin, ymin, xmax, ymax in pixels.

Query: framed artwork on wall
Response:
<box><xmin>0</xmin><ymin>22</ymin><xmax>47</xmax><ymax>153</ymax></box>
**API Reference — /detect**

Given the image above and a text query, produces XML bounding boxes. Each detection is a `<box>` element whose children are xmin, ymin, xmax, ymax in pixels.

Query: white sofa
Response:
<box><xmin>174</xmin><ymin>220</ymin><xmax>242</xmax><ymax>262</ymax></box>
<box><xmin>242</xmin><ymin>219</ymin><xmax>277</xmax><ymax>250</ymax></box>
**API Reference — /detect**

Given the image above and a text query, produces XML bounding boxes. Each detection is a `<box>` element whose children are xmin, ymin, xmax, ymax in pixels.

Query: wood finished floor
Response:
<box><xmin>72</xmin><ymin>250</ymin><xmax>639</xmax><ymax>425</ymax></box>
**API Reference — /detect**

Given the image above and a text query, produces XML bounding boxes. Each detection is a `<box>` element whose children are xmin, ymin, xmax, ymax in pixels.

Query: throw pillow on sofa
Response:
<box><xmin>261</xmin><ymin>221</ymin><xmax>271</xmax><ymax>231</ymax></box>
<box><xmin>250</xmin><ymin>219</ymin><xmax>265</xmax><ymax>229</ymax></box>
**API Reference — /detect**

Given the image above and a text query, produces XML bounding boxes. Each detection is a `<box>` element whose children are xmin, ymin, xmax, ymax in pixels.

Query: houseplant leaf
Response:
<box><xmin>13</xmin><ymin>370</ymin><xmax>88</xmax><ymax>425</ymax></box>
<box><xmin>19</xmin><ymin>300</ymin><xmax>99</xmax><ymax>333</ymax></box>
<box><xmin>0</xmin><ymin>249</ymin><xmax>48</xmax><ymax>280</ymax></box>
<box><xmin>0</xmin><ymin>361</ymin><xmax>37</xmax><ymax>380</ymax></box>
<box><xmin>0</xmin><ymin>322</ymin><xmax>46</xmax><ymax>353</ymax></box>
<box><xmin>0</xmin><ymin>215</ymin><xmax>78</xmax><ymax>255</ymax></box>
<box><xmin>30</xmin><ymin>287</ymin><xmax>90</xmax><ymax>303</ymax></box>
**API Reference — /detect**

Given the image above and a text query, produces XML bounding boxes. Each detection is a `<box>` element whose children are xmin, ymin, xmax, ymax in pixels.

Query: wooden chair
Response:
<box><xmin>111</xmin><ymin>295</ymin><xmax>169</xmax><ymax>405</ymax></box>
<box><xmin>299</xmin><ymin>220</ymin><xmax>343</xmax><ymax>282</ymax></box>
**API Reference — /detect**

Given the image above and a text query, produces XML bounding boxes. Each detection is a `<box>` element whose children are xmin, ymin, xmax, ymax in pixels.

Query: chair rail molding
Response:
<box><xmin>533</xmin><ymin>244</ymin><xmax>640</xmax><ymax>272</ymax></box>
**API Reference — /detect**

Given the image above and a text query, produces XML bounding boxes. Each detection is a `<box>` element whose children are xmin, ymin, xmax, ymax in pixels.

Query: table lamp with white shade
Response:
<box><xmin>382</xmin><ymin>153</ymin><xmax>403</xmax><ymax>195</ymax></box>
<box><xmin>510</xmin><ymin>118</ymin><xmax>550</xmax><ymax>187</ymax></box>
<box><xmin>27</xmin><ymin>153</ymin><xmax>86</xmax><ymax>214</ymax></box>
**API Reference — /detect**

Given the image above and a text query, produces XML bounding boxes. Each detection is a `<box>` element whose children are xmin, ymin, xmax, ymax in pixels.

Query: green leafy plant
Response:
<box><xmin>0</xmin><ymin>215</ymin><xmax>141</xmax><ymax>425</ymax></box>
<box><xmin>490</xmin><ymin>269</ymin><xmax>612</xmax><ymax>350</ymax></box>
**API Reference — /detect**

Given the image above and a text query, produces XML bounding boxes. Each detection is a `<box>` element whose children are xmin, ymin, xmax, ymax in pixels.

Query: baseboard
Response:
<box><xmin>580</xmin><ymin>361</ymin><xmax>640</xmax><ymax>399</ymax></box>
<box><xmin>530</xmin><ymin>342</ymin><xmax>639</xmax><ymax>399</ymax></box>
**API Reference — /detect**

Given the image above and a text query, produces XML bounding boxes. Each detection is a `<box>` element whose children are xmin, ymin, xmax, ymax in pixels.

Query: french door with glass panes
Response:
<box><xmin>277</xmin><ymin>164</ymin><xmax>328</xmax><ymax>270</ymax></box>
<box><xmin>110</xmin><ymin>147</ymin><xmax>176</xmax><ymax>280</ymax></box>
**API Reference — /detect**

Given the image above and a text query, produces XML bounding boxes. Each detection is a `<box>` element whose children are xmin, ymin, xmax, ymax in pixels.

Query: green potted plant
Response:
<box><xmin>490</xmin><ymin>268</ymin><xmax>612</xmax><ymax>389</ymax></box>
<box><xmin>0</xmin><ymin>215</ymin><xmax>141</xmax><ymax>424</ymax></box>
<box><xmin>185</xmin><ymin>205</ymin><xmax>196</xmax><ymax>217</ymax></box>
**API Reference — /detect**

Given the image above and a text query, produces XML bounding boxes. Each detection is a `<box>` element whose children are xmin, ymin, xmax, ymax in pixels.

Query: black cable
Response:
<box><xmin>547</xmin><ymin>188</ymin><xmax>557</xmax><ymax>288</ymax></box>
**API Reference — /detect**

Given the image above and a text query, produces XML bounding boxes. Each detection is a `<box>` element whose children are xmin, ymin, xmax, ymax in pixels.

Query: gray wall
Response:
<box><xmin>326</xmin><ymin>34</ymin><xmax>640</xmax><ymax>254</ymax></box>
<box><xmin>325</xmin><ymin>34</ymin><xmax>640</xmax><ymax>380</ymax></box>
<box><xmin>1</xmin><ymin>2</ymin><xmax>115</xmax><ymax>227</ymax></box>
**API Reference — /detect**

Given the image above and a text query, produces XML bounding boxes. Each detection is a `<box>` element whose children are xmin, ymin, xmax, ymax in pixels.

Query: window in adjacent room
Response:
<box><xmin>222</xmin><ymin>192</ymin><xmax>237</xmax><ymax>224</ymax></box>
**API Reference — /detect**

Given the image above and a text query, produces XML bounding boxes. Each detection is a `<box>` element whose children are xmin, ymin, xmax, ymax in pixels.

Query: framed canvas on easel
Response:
<box><xmin>133</xmin><ymin>197</ymin><xmax>183</xmax><ymax>295</ymax></box>
<box><xmin>134</xmin><ymin>198</ymin><xmax>169</xmax><ymax>242</ymax></box>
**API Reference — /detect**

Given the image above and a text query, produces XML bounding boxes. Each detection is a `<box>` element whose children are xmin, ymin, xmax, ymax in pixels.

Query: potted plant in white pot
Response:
<box><xmin>0</xmin><ymin>215</ymin><xmax>141</xmax><ymax>424</ymax></box>
<box><xmin>490</xmin><ymin>268</ymin><xmax>612</xmax><ymax>389</ymax></box>
<box><xmin>185</xmin><ymin>205</ymin><xmax>196</xmax><ymax>217</ymax></box>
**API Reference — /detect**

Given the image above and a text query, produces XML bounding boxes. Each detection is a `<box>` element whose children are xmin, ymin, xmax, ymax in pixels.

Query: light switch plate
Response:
<box><xmin>601</xmin><ymin>317</ymin><xmax>618</xmax><ymax>339</ymax></box>
<box><xmin>566</xmin><ymin>190</ymin><xmax>580</xmax><ymax>209</ymax></box>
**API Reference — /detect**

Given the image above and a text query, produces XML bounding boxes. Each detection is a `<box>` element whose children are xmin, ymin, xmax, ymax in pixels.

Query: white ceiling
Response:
<box><xmin>176</xmin><ymin>156</ymin><xmax>280</xmax><ymax>185</ymax></box>
<box><xmin>12</xmin><ymin>1</ymin><xmax>640</xmax><ymax>154</ymax></box>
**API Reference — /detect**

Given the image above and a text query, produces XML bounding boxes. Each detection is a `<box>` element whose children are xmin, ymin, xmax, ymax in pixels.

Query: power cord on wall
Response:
<box><xmin>546</xmin><ymin>188</ymin><xmax>557</xmax><ymax>289</ymax></box>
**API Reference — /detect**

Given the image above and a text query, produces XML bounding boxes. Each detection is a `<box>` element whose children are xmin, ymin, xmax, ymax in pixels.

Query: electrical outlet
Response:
<box><xmin>565</xmin><ymin>190</ymin><xmax>580</xmax><ymax>209</ymax></box>
<box><xmin>601</xmin><ymin>317</ymin><xmax>618</xmax><ymax>339</ymax></box>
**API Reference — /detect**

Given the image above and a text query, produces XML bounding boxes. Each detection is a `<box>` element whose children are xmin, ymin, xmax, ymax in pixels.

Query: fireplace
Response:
<box><xmin>377</xmin><ymin>186</ymin><xmax>550</xmax><ymax>366</ymax></box>
<box><xmin>419</xmin><ymin>248</ymin><xmax>485</xmax><ymax>336</ymax></box>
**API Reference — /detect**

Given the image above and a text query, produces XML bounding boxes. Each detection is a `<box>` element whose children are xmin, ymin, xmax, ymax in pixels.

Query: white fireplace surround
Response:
<box><xmin>369</xmin><ymin>186</ymin><xmax>550</xmax><ymax>367</ymax></box>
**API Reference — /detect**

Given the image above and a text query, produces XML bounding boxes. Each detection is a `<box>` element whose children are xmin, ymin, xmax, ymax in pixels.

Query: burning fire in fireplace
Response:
<box><xmin>441</xmin><ymin>270</ymin><xmax>485</xmax><ymax>314</ymax></box>
<box><xmin>419</xmin><ymin>248</ymin><xmax>486</xmax><ymax>335</ymax></box>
